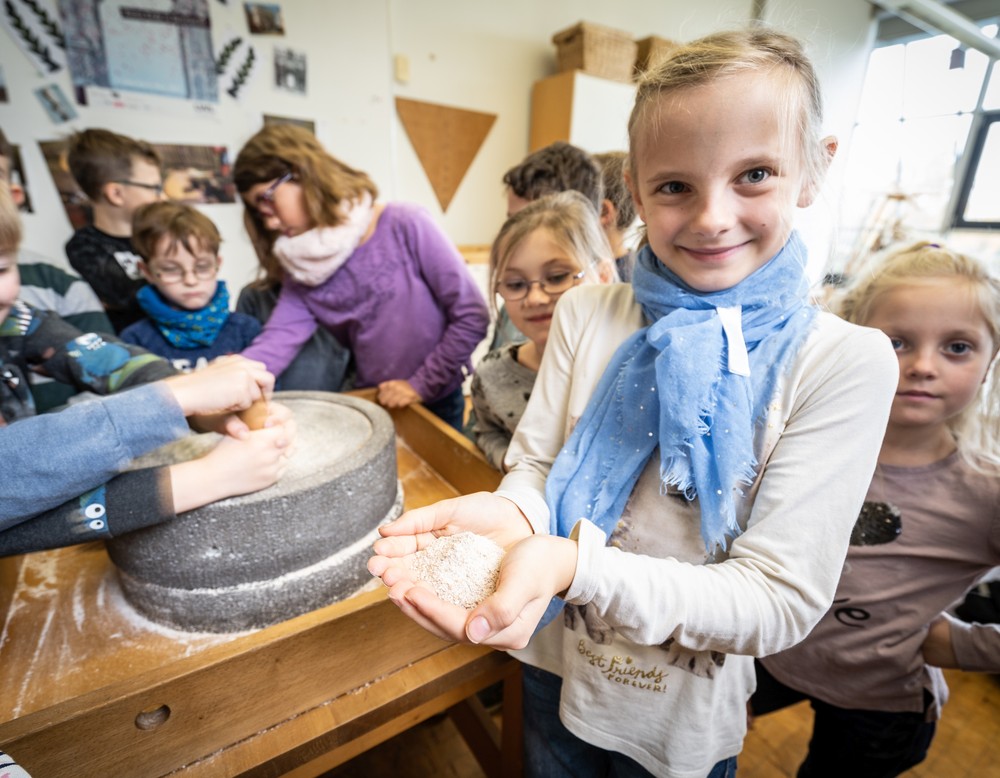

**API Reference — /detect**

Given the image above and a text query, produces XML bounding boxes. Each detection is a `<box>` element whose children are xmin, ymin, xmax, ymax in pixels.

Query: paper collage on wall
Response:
<box><xmin>57</xmin><ymin>0</ymin><xmax>218</xmax><ymax>108</ymax></box>
<box><xmin>0</xmin><ymin>0</ymin><xmax>67</xmax><ymax>75</ymax></box>
<box><xmin>215</xmin><ymin>34</ymin><xmax>257</xmax><ymax>99</ymax></box>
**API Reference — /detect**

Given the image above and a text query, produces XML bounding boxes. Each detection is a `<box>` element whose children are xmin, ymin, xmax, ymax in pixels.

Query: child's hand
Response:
<box><xmin>369</xmin><ymin>492</ymin><xmax>553</xmax><ymax>647</ymax></box>
<box><xmin>921</xmin><ymin>616</ymin><xmax>959</xmax><ymax>668</ymax></box>
<box><xmin>168</xmin><ymin>356</ymin><xmax>276</xmax><ymax>437</ymax></box>
<box><xmin>169</xmin><ymin>416</ymin><xmax>296</xmax><ymax>513</ymax></box>
<box><xmin>376</xmin><ymin>379</ymin><xmax>422</xmax><ymax>408</ymax></box>
<box><xmin>374</xmin><ymin>533</ymin><xmax>577</xmax><ymax>649</ymax></box>
<box><xmin>371</xmin><ymin>491</ymin><xmax>534</xmax><ymax>559</ymax></box>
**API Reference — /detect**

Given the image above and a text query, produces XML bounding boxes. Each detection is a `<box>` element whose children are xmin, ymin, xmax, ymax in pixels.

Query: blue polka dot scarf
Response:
<box><xmin>137</xmin><ymin>281</ymin><xmax>231</xmax><ymax>349</ymax></box>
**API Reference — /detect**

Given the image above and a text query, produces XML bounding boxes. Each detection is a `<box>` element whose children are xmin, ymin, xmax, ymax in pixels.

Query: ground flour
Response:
<box><xmin>408</xmin><ymin>532</ymin><xmax>505</xmax><ymax>609</ymax></box>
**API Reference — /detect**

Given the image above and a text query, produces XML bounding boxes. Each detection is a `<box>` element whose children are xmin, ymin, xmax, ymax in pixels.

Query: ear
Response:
<box><xmin>797</xmin><ymin>136</ymin><xmax>838</xmax><ymax>208</ymax></box>
<box><xmin>102</xmin><ymin>181</ymin><xmax>126</xmax><ymax>207</ymax></box>
<box><xmin>216</xmin><ymin>253</ymin><xmax>223</xmax><ymax>270</ymax></box>
<box><xmin>624</xmin><ymin>171</ymin><xmax>647</xmax><ymax>223</ymax></box>
<box><xmin>599</xmin><ymin>199</ymin><xmax>616</xmax><ymax>229</ymax></box>
<box><xmin>10</xmin><ymin>183</ymin><xmax>25</xmax><ymax>208</ymax></box>
<box><xmin>138</xmin><ymin>260</ymin><xmax>156</xmax><ymax>284</ymax></box>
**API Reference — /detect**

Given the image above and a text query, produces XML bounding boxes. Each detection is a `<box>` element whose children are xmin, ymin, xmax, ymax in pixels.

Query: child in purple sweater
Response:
<box><xmin>234</xmin><ymin>126</ymin><xmax>489</xmax><ymax>429</ymax></box>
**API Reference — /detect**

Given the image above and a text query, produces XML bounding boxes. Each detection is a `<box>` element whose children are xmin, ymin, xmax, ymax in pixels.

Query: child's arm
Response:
<box><xmin>0</xmin><ymin>382</ymin><xmax>188</xmax><ymax>525</ymax></box>
<box><xmin>394</xmin><ymin>209</ymin><xmax>489</xmax><ymax>402</ymax></box>
<box><xmin>0</xmin><ymin>467</ymin><xmax>172</xmax><ymax>555</ymax></box>
<box><xmin>0</xmin><ymin>356</ymin><xmax>275</xmax><ymax>525</ymax></box>
<box><xmin>923</xmin><ymin>612</ymin><xmax>1000</xmax><ymax>671</ymax></box>
<box><xmin>21</xmin><ymin>305</ymin><xmax>176</xmax><ymax>390</ymax></box>
<box><xmin>468</xmin><ymin>371</ymin><xmax>514</xmax><ymax>471</ymax></box>
<box><xmin>0</xmin><ymin>408</ymin><xmax>294</xmax><ymax>556</ymax></box>
<box><xmin>241</xmin><ymin>283</ymin><xmax>320</xmax><ymax>378</ymax></box>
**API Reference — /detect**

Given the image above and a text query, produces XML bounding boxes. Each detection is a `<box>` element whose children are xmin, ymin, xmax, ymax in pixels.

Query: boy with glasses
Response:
<box><xmin>120</xmin><ymin>202</ymin><xmax>260</xmax><ymax>372</ymax></box>
<box><xmin>65</xmin><ymin>128</ymin><xmax>164</xmax><ymax>333</ymax></box>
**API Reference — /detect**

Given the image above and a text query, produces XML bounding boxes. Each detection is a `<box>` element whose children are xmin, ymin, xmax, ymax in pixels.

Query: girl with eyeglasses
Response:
<box><xmin>467</xmin><ymin>191</ymin><xmax>617</xmax><ymax>470</ymax></box>
<box><xmin>233</xmin><ymin>125</ymin><xmax>489</xmax><ymax>430</ymax></box>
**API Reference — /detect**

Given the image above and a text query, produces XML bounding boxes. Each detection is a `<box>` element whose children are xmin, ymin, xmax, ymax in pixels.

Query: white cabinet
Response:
<box><xmin>529</xmin><ymin>70</ymin><xmax>637</xmax><ymax>154</ymax></box>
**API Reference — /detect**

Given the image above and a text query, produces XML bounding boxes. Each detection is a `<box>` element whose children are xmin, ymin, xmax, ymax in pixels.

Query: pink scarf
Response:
<box><xmin>273</xmin><ymin>193</ymin><xmax>375</xmax><ymax>287</ymax></box>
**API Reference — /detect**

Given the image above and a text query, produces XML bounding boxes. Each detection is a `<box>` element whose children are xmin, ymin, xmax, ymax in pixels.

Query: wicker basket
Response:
<box><xmin>552</xmin><ymin>21</ymin><xmax>638</xmax><ymax>83</ymax></box>
<box><xmin>634</xmin><ymin>35</ymin><xmax>680</xmax><ymax>79</ymax></box>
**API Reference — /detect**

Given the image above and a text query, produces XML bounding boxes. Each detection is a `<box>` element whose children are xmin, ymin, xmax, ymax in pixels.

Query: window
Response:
<box><xmin>835</xmin><ymin>21</ymin><xmax>999</xmax><ymax>271</ymax></box>
<box><xmin>953</xmin><ymin>111</ymin><xmax>1000</xmax><ymax>227</ymax></box>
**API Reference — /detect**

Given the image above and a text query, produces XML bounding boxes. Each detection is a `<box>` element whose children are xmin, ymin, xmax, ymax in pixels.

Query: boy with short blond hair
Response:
<box><xmin>65</xmin><ymin>128</ymin><xmax>163</xmax><ymax>332</ymax></box>
<box><xmin>120</xmin><ymin>202</ymin><xmax>260</xmax><ymax>371</ymax></box>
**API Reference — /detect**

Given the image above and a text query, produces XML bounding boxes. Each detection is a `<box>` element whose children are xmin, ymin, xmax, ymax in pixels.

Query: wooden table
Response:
<box><xmin>0</xmin><ymin>396</ymin><xmax>522</xmax><ymax>777</ymax></box>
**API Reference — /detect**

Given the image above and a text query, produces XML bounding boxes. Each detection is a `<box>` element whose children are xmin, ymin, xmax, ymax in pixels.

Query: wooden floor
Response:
<box><xmin>323</xmin><ymin>669</ymin><xmax>1000</xmax><ymax>777</ymax></box>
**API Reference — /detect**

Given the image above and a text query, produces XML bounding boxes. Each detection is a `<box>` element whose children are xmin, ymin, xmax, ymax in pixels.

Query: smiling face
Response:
<box><xmin>866</xmin><ymin>278</ymin><xmax>995</xmax><ymax>438</ymax></box>
<box><xmin>243</xmin><ymin>176</ymin><xmax>312</xmax><ymax>238</ymax></box>
<box><xmin>628</xmin><ymin>72</ymin><xmax>822</xmax><ymax>293</ymax></box>
<box><xmin>499</xmin><ymin>227</ymin><xmax>585</xmax><ymax>353</ymax></box>
<box><xmin>142</xmin><ymin>234</ymin><xmax>220</xmax><ymax>311</ymax></box>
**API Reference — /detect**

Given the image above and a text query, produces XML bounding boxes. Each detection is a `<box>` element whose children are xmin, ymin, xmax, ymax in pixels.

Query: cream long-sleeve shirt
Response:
<box><xmin>495</xmin><ymin>284</ymin><xmax>898</xmax><ymax>778</ymax></box>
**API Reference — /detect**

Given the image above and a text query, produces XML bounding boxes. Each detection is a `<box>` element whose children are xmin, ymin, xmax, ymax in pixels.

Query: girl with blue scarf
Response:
<box><xmin>120</xmin><ymin>203</ymin><xmax>261</xmax><ymax>372</ymax></box>
<box><xmin>370</xmin><ymin>29</ymin><xmax>898</xmax><ymax>778</ymax></box>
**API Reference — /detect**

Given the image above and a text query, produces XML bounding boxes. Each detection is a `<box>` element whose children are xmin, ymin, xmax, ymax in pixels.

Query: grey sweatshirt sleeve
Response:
<box><xmin>0</xmin><ymin>382</ymin><xmax>188</xmax><ymax>528</ymax></box>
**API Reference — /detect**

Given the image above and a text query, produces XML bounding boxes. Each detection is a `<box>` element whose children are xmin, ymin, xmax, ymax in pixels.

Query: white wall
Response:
<box><xmin>0</xmin><ymin>0</ymin><xmax>878</xmax><ymax>293</ymax></box>
<box><xmin>764</xmin><ymin>0</ymin><xmax>879</xmax><ymax>279</ymax></box>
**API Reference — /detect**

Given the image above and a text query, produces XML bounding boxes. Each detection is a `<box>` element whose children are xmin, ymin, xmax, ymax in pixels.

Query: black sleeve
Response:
<box><xmin>65</xmin><ymin>231</ymin><xmax>147</xmax><ymax>329</ymax></box>
<box><xmin>0</xmin><ymin>467</ymin><xmax>175</xmax><ymax>557</ymax></box>
<box><xmin>24</xmin><ymin>307</ymin><xmax>176</xmax><ymax>392</ymax></box>
<box><xmin>235</xmin><ymin>284</ymin><xmax>278</xmax><ymax>322</ymax></box>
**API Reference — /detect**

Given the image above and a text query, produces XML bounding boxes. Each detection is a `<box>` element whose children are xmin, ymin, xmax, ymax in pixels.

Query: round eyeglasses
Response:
<box><xmin>154</xmin><ymin>261</ymin><xmax>219</xmax><ymax>284</ymax></box>
<box><xmin>496</xmin><ymin>269</ymin><xmax>586</xmax><ymax>302</ymax></box>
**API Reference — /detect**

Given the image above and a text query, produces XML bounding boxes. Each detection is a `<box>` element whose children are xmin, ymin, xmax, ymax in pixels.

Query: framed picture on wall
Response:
<box><xmin>244</xmin><ymin>3</ymin><xmax>284</xmax><ymax>35</ymax></box>
<box><xmin>274</xmin><ymin>47</ymin><xmax>305</xmax><ymax>94</ymax></box>
<box><xmin>38</xmin><ymin>139</ymin><xmax>235</xmax><ymax>229</ymax></box>
<box><xmin>263</xmin><ymin>114</ymin><xmax>315</xmax><ymax>134</ymax></box>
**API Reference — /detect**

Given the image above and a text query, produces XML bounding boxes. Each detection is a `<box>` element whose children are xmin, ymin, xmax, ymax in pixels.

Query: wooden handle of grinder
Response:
<box><xmin>238</xmin><ymin>398</ymin><xmax>269</xmax><ymax>430</ymax></box>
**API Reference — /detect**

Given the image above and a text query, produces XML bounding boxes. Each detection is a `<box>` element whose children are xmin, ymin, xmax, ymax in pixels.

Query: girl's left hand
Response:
<box><xmin>376</xmin><ymin>533</ymin><xmax>578</xmax><ymax>650</ymax></box>
<box><xmin>377</xmin><ymin>379</ymin><xmax>422</xmax><ymax>408</ymax></box>
<box><xmin>921</xmin><ymin>616</ymin><xmax>958</xmax><ymax>668</ymax></box>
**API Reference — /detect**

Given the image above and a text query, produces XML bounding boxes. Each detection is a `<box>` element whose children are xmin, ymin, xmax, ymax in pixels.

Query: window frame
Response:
<box><xmin>951</xmin><ymin>110</ymin><xmax>1000</xmax><ymax>229</ymax></box>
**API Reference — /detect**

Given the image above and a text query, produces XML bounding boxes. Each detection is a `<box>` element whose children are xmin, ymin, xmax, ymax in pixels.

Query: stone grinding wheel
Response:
<box><xmin>106</xmin><ymin>391</ymin><xmax>403</xmax><ymax>633</ymax></box>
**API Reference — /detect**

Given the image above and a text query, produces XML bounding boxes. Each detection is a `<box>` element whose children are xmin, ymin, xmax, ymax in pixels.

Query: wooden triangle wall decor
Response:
<box><xmin>396</xmin><ymin>97</ymin><xmax>496</xmax><ymax>212</ymax></box>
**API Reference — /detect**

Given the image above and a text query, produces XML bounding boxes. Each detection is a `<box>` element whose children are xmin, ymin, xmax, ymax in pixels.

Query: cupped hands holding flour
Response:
<box><xmin>368</xmin><ymin>491</ymin><xmax>578</xmax><ymax>650</ymax></box>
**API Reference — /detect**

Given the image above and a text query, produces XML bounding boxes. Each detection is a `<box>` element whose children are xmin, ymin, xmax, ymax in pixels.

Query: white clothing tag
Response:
<box><xmin>717</xmin><ymin>305</ymin><xmax>750</xmax><ymax>376</ymax></box>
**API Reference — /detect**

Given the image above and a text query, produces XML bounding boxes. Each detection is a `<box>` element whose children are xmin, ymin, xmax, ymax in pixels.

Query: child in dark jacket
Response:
<box><xmin>120</xmin><ymin>202</ymin><xmax>261</xmax><ymax>372</ymax></box>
